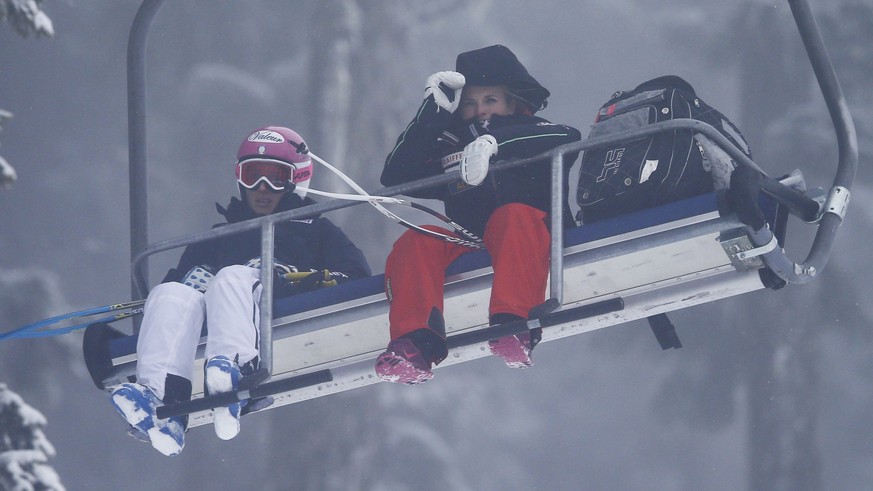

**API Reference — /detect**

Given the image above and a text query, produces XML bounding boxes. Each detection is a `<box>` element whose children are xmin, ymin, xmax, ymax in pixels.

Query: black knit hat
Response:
<box><xmin>455</xmin><ymin>44</ymin><xmax>550</xmax><ymax>112</ymax></box>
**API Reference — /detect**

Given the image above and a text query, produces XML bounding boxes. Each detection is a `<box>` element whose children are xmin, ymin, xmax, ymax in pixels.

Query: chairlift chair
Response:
<box><xmin>83</xmin><ymin>0</ymin><xmax>857</xmax><ymax>429</ymax></box>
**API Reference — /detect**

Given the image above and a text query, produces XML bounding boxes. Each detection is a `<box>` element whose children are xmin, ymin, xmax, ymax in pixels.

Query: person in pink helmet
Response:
<box><xmin>110</xmin><ymin>126</ymin><xmax>370</xmax><ymax>456</ymax></box>
<box><xmin>376</xmin><ymin>45</ymin><xmax>581</xmax><ymax>385</ymax></box>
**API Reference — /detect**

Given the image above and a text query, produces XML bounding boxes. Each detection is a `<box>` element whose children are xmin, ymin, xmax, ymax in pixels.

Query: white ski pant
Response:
<box><xmin>136</xmin><ymin>265</ymin><xmax>262</xmax><ymax>401</ymax></box>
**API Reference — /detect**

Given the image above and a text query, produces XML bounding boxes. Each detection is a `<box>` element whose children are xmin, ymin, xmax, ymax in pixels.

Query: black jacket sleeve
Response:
<box><xmin>381</xmin><ymin>96</ymin><xmax>456</xmax><ymax>199</ymax></box>
<box><xmin>435</xmin><ymin>114</ymin><xmax>581</xmax><ymax>157</ymax></box>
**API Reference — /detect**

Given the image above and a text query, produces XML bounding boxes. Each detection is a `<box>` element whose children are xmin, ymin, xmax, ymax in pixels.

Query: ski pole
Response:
<box><xmin>4</xmin><ymin>307</ymin><xmax>145</xmax><ymax>340</ymax></box>
<box><xmin>0</xmin><ymin>300</ymin><xmax>146</xmax><ymax>342</ymax></box>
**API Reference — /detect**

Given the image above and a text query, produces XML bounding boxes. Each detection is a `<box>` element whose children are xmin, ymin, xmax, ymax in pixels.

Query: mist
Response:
<box><xmin>1</xmin><ymin>1</ymin><xmax>872</xmax><ymax>490</ymax></box>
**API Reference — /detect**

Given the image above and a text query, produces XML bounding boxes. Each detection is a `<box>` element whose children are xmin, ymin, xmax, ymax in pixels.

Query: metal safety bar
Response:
<box><xmin>131</xmin><ymin>117</ymin><xmax>825</xmax><ymax>295</ymax></box>
<box><xmin>126</xmin><ymin>0</ymin><xmax>855</xmax><ymax>382</ymax></box>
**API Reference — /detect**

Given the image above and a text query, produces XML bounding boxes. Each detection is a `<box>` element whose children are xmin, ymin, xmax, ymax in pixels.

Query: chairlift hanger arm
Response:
<box><xmin>788</xmin><ymin>0</ymin><xmax>858</xmax><ymax>192</ymax></box>
<box><xmin>753</xmin><ymin>0</ymin><xmax>858</xmax><ymax>284</ymax></box>
<box><xmin>128</xmin><ymin>0</ymin><xmax>166</xmax><ymax>303</ymax></box>
<box><xmin>717</xmin><ymin>0</ymin><xmax>858</xmax><ymax>285</ymax></box>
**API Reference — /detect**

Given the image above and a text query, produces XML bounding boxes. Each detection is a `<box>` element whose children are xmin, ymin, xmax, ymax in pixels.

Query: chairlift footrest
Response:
<box><xmin>156</xmin><ymin>369</ymin><xmax>332</xmax><ymax>420</ymax></box>
<box><xmin>446</xmin><ymin>297</ymin><xmax>624</xmax><ymax>350</ymax></box>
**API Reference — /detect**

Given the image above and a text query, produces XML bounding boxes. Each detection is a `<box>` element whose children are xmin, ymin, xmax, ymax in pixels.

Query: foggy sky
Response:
<box><xmin>1</xmin><ymin>1</ymin><xmax>871</xmax><ymax>490</ymax></box>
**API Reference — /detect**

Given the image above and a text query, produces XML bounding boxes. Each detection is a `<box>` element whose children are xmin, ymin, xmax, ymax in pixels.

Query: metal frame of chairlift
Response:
<box><xmin>116</xmin><ymin>0</ymin><xmax>856</xmax><ymax>421</ymax></box>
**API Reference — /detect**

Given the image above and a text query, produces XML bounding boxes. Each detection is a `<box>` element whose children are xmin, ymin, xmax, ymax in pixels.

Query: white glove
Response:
<box><xmin>460</xmin><ymin>135</ymin><xmax>498</xmax><ymax>186</ymax></box>
<box><xmin>243</xmin><ymin>257</ymin><xmax>298</xmax><ymax>275</ymax></box>
<box><xmin>181</xmin><ymin>266</ymin><xmax>216</xmax><ymax>293</ymax></box>
<box><xmin>424</xmin><ymin>71</ymin><xmax>465</xmax><ymax>113</ymax></box>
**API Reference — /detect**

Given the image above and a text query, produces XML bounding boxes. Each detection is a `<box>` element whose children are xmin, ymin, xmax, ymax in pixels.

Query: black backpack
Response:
<box><xmin>576</xmin><ymin>75</ymin><xmax>751</xmax><ymax>224</ymax></box>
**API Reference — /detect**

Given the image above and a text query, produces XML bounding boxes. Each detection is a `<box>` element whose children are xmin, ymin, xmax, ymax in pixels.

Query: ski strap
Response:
<box><xmin>304</xmin><ymin>151</ymin><xmax>484</xmax><ymax>249</ymax></box>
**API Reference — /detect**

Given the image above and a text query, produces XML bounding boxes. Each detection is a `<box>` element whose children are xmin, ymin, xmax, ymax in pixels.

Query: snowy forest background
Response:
<box><xmin>1</xmin><ymin>0</ymin><xmax>872</xmax><ymax>490</ymax></box>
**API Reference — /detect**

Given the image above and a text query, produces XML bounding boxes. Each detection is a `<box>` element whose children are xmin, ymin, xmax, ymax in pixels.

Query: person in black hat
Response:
<box><xmin>376</xmin><ymin>45</ymin><xmax>581</xmax><ymax>384</ymax></box>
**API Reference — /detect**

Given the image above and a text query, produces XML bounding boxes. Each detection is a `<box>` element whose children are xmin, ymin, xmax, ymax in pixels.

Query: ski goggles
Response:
<box><xmin>236</xmin><ymin>158</ymin><xmax>311</xmax><ymax>192</ymax></box>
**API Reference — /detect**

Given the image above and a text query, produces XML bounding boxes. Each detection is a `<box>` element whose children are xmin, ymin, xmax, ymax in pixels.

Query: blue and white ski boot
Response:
<box><xmin>205</xmin><ymin>355</ymin><xmax>245</xmax><ymax>440</ymax></box>
<box><xmin>110</xmin><ymin>382</ymin><xmax>185</xmax><ymax>456</ymax></box>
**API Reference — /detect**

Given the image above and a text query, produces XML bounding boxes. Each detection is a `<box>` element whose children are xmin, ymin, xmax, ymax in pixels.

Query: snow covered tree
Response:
<box><xmin>649</xmin><ymin>2</ymin><xmax>872</xmax><ymax>490</ymax></box>
<box><xmin>0</xmin><ymin>384</ymin><xmax>65</xmax><ymax>491</ymax></box>
<box><xmin>0</xmin><ymin>269</ymin><xmax>72</xmax><ymax>491</ymax></box>
<box><xmin>1</xmin><ymin>0</ymin><xmax>53</xmax><ymax>189</ymax></box>
<box><xmin>0</xmin><ymin>109</ymin><xmax>15</xmax><ymax>188</ymax></box>
<box><xmin>0</xmin><ymin>0</ymin><xmax>53</xmax><ymax>37</ymax></box>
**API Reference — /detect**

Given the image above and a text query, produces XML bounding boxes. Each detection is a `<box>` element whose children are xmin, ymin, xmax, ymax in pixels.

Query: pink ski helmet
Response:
<box><xmin>236</xmin><ymin>126</ymin><xmax>313</xmax><ymax>198</ymax></box>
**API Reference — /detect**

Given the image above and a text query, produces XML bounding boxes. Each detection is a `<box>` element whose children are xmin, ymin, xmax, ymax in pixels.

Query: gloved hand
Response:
<box><xmin>424</xmin><ymin>71</ymin><xmax>465</xmax><ymax>113</ymax></box>
<box><xmin>180</xmin><ymin>265</ymin><xmax>217</xmax><ymax>293</ymax></box>
<box><xmin>273</xmin><ymin>263</ymin><xmax>298</xmax><ymax>277</ymax></box>
<box><xmin>244</xmin><ymin>257</ymin><xmax>298</xmax><ymax>276</ymax></box>
<box><xmin>460</xmin><ymin>135</ymin><xmax>498</xmax><ymax>186</ymax></box>
<box><xmin>283</xmin><ymin>269</ymin><xmax>338</xmax><ymax>292</ymax></box>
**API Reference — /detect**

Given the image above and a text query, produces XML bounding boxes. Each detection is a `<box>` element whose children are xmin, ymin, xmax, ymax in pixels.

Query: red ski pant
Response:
<box><xmin>384</xmin><ymin>203</ymin><xmax>550</xmax><ymax>341</ymax></box>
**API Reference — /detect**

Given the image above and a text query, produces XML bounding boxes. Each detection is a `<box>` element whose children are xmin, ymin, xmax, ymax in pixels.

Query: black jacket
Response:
<box><xmin>381</xmin><ymin>96</ymin><xmax>582</xmax><ymax>236</ymax></box>
<box><xmin>163</xmin><ymin>192</ymin><xmax>371</xmax><ymax>294</ymax></box>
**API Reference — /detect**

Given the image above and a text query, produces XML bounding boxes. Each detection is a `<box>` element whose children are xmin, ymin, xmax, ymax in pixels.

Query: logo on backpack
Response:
<box><xmin>597</xmin><ymin>148</ymin><xmax>625</xmax><ymax>183</ymax></box>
